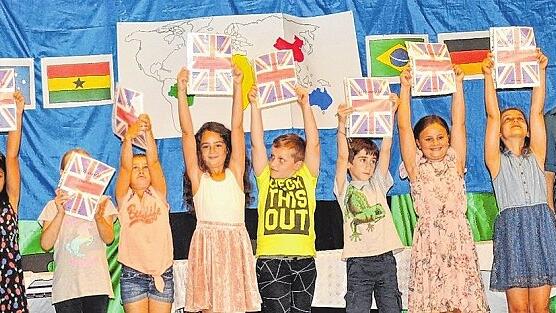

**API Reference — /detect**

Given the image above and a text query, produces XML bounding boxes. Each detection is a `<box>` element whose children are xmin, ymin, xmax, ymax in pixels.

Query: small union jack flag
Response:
<box><xmin>491</xmin><ymin>27</ymin><xmax>539</xmax><ymax>89</ymax></box>
<box><xmin>187</xmin><ymin>33</ymin><xmax>233</xmax><ymax>95</ymax></box>
<box><xmin>58</xmin><ymin>153</ymin><xmax>115</xmax><ymax>221</ymax></box>
<box><xmin>406</xmin><ymin>42</ymin><xmax>456</xmax><ymax>96</ymax></box>
<box><xmin>113</xmin><ymin>86</ymin><xmax>146</xmax><ymax>149</ymax></box>
<box><xmin>0</xmin><ymin>68</ymin><xmax>17</xmax><ymax>132</ymax></box>
<box><xmin>254</xmin><ymin>50</ymin><xmax>297</xmax><ymax>108</ymax></box>
<box><xmin>345</xmin><ymin>78</ymin><xmax>393</xmax><ymax>137</ymax></box>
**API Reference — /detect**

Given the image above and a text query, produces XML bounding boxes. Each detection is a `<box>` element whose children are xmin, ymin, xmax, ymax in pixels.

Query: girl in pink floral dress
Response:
<box><xmin>397</xmin><ymin>67</ymin><xmax>489</xmax><ymax>312</ymax></box>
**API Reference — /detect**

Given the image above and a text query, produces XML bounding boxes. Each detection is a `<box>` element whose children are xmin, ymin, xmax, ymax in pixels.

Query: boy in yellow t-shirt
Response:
<box><xmin>249</xmin><ymin>85</ymin><xmax>320</xmax><ymax>312</ymax></box>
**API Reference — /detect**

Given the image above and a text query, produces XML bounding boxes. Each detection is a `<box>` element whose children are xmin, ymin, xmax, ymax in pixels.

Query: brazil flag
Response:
<box><xmin>367</xmin><ymin>37</ymin><xmax>426</xmax><ymax>78</ymax></box>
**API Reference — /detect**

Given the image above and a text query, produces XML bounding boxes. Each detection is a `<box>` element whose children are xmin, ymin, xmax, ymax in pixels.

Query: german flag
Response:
<box><xmin>46</xmin><ymin>61</ymin><xmax>112</xmax><ymax>104</ymax></box>
<box><xmin>439</xmin><ymin>32</ymin><xmax>490</xmax><ymax>78</ymax></box>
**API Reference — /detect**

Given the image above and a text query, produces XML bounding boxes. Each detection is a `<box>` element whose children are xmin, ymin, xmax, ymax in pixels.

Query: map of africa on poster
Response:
<box><xmin>117</xmin><ymin>11</ymin><xmax>361</xmax><ymax>138</ymax></box>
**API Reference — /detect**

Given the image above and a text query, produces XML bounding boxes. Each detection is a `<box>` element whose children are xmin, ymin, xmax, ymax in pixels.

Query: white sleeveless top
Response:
<box><xmin>193</xmin><ymin>168</ymin><xmax>245</xmax><ymax>223</ymax></box>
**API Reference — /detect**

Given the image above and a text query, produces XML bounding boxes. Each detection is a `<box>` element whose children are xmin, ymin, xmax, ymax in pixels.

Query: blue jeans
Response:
<box><xmin>119</xmin><ymin>265</ymin><xmax>174</xmax><ymax>304</ymax></box>
<box><xmin>345</xmin><ymin>251</ymin><xmax>402</xmax><ymax>313</ymax></box>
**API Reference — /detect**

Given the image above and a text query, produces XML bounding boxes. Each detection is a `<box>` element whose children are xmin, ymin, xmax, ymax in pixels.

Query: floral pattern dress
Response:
<box><xmin>406</xmin><ymin>148</ymin><xmax>488</xmax><ymax>312</ymax></box>
<box><xmin>0</xmin><ymin>199</ymin><xmax>27</xmax><ymax>313</ymax></box>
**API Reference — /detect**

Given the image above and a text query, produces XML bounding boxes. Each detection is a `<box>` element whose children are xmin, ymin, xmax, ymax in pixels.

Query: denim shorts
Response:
<box><xmin>120</xmin><ymin>265</ymin><xmax>174</xmax><ymax>304</ymax></box>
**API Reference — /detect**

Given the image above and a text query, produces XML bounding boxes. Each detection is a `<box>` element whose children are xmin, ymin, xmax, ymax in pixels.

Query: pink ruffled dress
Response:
<box><xmin>186</xmin><ymin>169</ymin><xmax>261</xmax><ymax>312</ymax></box>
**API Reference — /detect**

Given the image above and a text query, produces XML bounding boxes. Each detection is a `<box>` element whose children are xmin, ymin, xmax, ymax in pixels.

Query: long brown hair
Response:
<box><xmin>183</xmin><ymin>122</ymin><xmax>252</xmax><ymax>211</ymax></box>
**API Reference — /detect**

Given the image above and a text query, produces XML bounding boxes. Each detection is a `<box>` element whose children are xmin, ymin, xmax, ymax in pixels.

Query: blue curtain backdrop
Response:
<box><xmin>0</xmin><ymin>0</ymin><xmax>554</xmax><ymax>219</ymax></box>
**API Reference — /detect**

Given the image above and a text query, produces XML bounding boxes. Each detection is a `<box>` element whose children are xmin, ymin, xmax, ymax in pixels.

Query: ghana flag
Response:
<box><xmin>41</xmin><ymin>55</ymin><xmax>113</xmax><ymax>108</ymax></box>
<box><xmin>366</xmin><ymin>34</ymin><xmax>428</xmax><ymax>82</ymax></box>
<box><xmin>438</xmin><ymin>31</ymin><xmax>490</xmax><ymax>80</ymax></box>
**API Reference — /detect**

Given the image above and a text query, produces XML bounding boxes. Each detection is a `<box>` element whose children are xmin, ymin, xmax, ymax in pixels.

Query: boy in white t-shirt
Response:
<box><xmin>334</xmin><ymin>102</ymin><xmax>403</xmax><ymax>313</ymax></box>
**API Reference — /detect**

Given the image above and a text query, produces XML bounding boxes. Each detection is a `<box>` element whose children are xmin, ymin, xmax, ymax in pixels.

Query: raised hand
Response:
<box><xmin>389</xmin><ymin>93</ymin><xmax>400</xmax><ymax>113</ymax></box>
<box><xmin>138</xmin><ymin>114</ymin><xmax>151</xmax><ymax>133</ymax></box>
<box><xmin>400</xmin><ymin>68</ymin><xmax>412</xmax><ymax>87</ymax></box>
<box><xmin>537</xmin><ymin>48</ymin><xmax>549</xmax><ymax>71</ymax></box>
<box><xmin>248</xmin><ymin>85</ymin><xmax>258</xmax><ymax>107</ymax></box>
<box><xmin>177</xmin><ymin>67</ymin><xmax>189</xmax><ymax>94</ymax></box>
<box><xmin>295</xmin><ymin>85</ymin><xmax>309</xmax><ymax>107</ymax></box>
<box><xmin>453</xmin><ymin>65</ymin><xmax>465</xmax><ymax>83</ymax></box>
<box><xmin>54</xmin><ymin>189</ymin><xmax>70</xmax><ymax>216</ymax></box>
<box><xmin>125</xmin><ymin>120</ymin><xmax>141</xmax><ymax>141</ymax></box>
<box><xmin>336</xmin><ymin>103</ymin><xmax>354</xmax><ymax>125</ymax></box>
<box><xmin>13</xmin><ymin>91</ymin><xmax>25</xmax><ymax>114</ymax></box>
<box><xmin>232</xmin><ymin>63</ymin><xmax>243</xmax><ymax>85</ymax></box>
<box><xmin>482</xmin><ymin>53</ymin><xmax>494</xmax><ymax>75</ymax></box>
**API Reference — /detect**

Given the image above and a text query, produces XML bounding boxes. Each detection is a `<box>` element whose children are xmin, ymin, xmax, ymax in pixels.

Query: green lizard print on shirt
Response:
<box><xmin>344</xmin><ymin>184</ymin><xmax>385</xmax><ymax>242</ymax></box>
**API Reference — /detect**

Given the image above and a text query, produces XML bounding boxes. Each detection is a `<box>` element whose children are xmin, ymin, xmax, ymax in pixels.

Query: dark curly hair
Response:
<box><xmin>183</xmin><ymin>122</ymin><xmax>252</xmax><ymax>211</ymax></box>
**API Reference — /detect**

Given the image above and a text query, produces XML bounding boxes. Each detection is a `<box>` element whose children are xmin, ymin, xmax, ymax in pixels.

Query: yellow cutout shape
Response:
<box><xmin>232</xmin><ymin>54</ymin><xmax>255</xmax><ymax>109</ymax></box>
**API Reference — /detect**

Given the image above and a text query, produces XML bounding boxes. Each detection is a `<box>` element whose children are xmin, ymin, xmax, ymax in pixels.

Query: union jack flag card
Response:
<box><xmin>406</xmin><ymin>42</ymin><xmax>456</xmax><ymax>96</ymax></box>
<box><xmin>490</xmin><ymin>27</ymin><xmax>539</xmax><ymax>89</ymax></box>
<box><xmin>254</xmin><ymin>50</ymin><xmax>297</xmax><ymax>108</ymax></box>
<box><xmin>344</xmin><ymin>78</ymin><xmax>393</xmax><ymax>137</ymax></box>
<box><xmin>187</xmin><ymin>33</ymin><xmax>233</xmax><ymax>96</ymax></box>
<box><xmin>58</xmin><ymin>153</ymin><xmax>115</xmax><ymax>221</ymax></box>
<box><xmin>0</xmin><ymin>68</ymin><xmax>17</xmax><ymax>132</ymax></box>
<box><xmin>113</xmin><ymin>86</ymin><xmax>147</xmax><ymax>149</ymax></box>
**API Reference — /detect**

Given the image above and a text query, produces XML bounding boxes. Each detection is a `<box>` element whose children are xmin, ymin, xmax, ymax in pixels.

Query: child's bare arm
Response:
<box><xmin>335</xmin><ymin>104</ymin><xmax>353</xmax><ymax>192</ymax></box>
<box><xmin>249</xmin><ymin>86</ymin><xmax>268</xmax><ymax>176</ymax></box>
<box><xmin>482</xmin><ymin>54</ymin><xmax>502</xmax><ymax>177</ymax></box>
<box><xmin>450</xmin><ymin>65</ymin><xmax>467</xmax><ymax>174</ymax></box>
<box><xmin>530</xmin><ymin>49</ymin><xmax>548</xmax><ymax>166</ymax></box>
<box><xmin>6</xmin><ymin>91</ymin><xmax>23</xmax><ymax>212</ymax></box>
<box><xmin>94</xmin><ymin>197</ymin><xmax>115</xmax><ymax>245</ymax></box>
<box><xmin>228</xmin><ymin>64</ymin><xmax>246</xmax><ymax>187</ymax></box>
<box><xmin>114</xmin><ymin>122</ymin><xmax>137</xmax><ymax>202</ymax></box>
<box><xmin>397</xmin><ymin>69</ymin><xmax>418</xmax><ymax>181</ymax></box>
<box><xmin>141</xmin><ymin>114</ymin><xmax>167</xmax><ymax>199</ymax></box>
<box><xmin>297</xmin><ymin>86</ymin><xmax>320</xmax><ymax>176</ymax></box>
<box><xmin>177</xmin><ymin>68</ymin><xmax>201</xmax><ymax>192</ymax></box>
<box><xmin>377</xmin><ymin>93</ymin><xmax>399</xmax><ymax>178</ymax></box>
<box><xmin>40</xmin><ymin>190</ymin><xmax>69</xmax><ymax>251</ymax></box>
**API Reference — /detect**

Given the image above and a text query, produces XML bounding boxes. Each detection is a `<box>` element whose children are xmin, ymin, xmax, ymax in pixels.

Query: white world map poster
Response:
<box><xmin>117</xmin><ymin>11</ymin><xmax>361</xmax><ymax>138</ymax></box>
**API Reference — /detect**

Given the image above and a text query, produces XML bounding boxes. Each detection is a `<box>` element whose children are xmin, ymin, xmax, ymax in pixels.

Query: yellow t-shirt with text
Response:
<box><xmin>256</xmin><ymin>164</ymin><xmax>317</xmax><ymax>257</ymax></box>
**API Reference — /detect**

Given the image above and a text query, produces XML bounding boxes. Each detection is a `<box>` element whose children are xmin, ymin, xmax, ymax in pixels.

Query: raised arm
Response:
<box><xmin>397</xmin><ymin>69</ymin><xmax>418</xmax><ymax>181</ymax></box>
<box><xmin>482</xmin><ymin>54</ymin><xmax>502</xmax><ymax>177</ymax></box>
<box><xmin>450</xmin><ymin>65</ymin><xmax>467</xmax><ymax>175</ymax></box>
<box><xmin>335</xmin><ymin>104</ymin><xmax>354</xmax><ymax>192</ymax></box>
<box><xmin>529</xmin><ymin>50</ymin><xmax>548</xmax><ymax>166</ymax></box>
<box><xmin>228</xmin><ymin>64</ymin><xmax>245</xmax><ymax>187</ymax></box>
<box><xmin>296</xmin><ymin>86</ymin><xmax>320</xmax><ymax>176</ymax></box>
<box><xmin>377</xmin><ymin>93</ymin><xmax>399</xmax><ymax>178</ymax></box>
<box><xmin>40</xmin><ymin>190</ymin><xmax>70</xmax><ymax>251</ymax></box>
<box><xmin>249</xmin><ymin>86</ymin><xmax>268</xmax><ymax>176</ymax></box>
<box><xmin>177</xmin><ymin>68</ymin><xmax>202</xmax><ymax>192</ymax></box>
<box><xmin>141</xmin><ymin>114</ymin><xmax>167</xmax><ymax>198</ymax></box>
<box><xmin>6</xmin><ymin>91</ymin><xmax>24</xmax><ymax>211</ymax></box>
<box><xmin>114</xmin><ymin>122</ymin><xmax>138</xmax><ymax>203</ymax></box>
